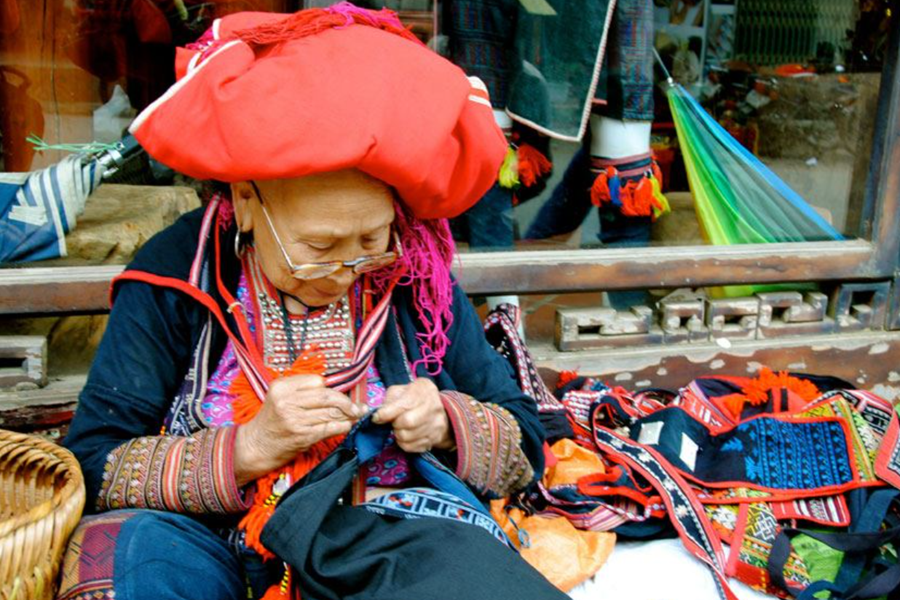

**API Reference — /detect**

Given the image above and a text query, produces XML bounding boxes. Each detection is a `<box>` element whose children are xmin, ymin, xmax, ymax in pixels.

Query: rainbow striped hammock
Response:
<box><xmin>666</xmin><ymin>82</ymin><xmax>843</xmax><ymax>296</ymax></box>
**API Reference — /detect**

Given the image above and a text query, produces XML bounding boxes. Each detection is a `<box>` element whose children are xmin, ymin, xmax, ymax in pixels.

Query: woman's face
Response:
<box><xmin>232</xmin><ymin>170</ymin><xmax>395</xmax><ymax>309</ymax></box>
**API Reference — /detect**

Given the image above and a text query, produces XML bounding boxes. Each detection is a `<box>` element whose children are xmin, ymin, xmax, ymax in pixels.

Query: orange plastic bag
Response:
<box><xmin>490</xmin><ymin>440</ymin><xmax>616</xmax><ymax>592</ymax></box>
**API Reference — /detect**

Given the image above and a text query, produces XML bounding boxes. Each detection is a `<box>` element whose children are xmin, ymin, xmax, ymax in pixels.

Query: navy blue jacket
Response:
<box><xmin>64</xmin><ymin>207</ymin><xmax>545</xmax><ymax>508</ymax></box>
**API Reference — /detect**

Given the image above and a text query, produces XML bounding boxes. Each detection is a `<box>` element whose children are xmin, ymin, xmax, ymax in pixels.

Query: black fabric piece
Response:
<box><xmin>791</xmin><ymin>373</ymin><xmax>856</xmax><ymax>393</ymax></box>
<box><xmin>768</xmin><ymin>528</ymin><xmax>799</xmax><ymax>595</ymax></box>
<box><xmin>613</xmin><ymin>518</ymin><xmax>676</xmax><ymax>540</ymax></box>
<box><xmin>787</xmin><ymin>526</ymin><xmax>900</xmax><ymax>556</ymax></box>
<box><xmin>540</xmin><ymin>411</ymin><xmax>575</xmax><ymax>443</ymax></box>
<box><xmin>845</xmin><ymin>564</ymin><xmax>900</xmax><ymax>599</ymax></box>
<box><xmin>554</xmin><ymin>376</ymin><xmax>588</xmax><ymax>399</ymax></box>
<box><xmin>262</xmin><ymin>422</ymin><xmax>567</xmax><ymax>600</ymax></box>
<box><xmin>693</xmin><ymin>378</ymin><xmax>745</xmax><ymax>400</ymax></box>
<box><xmin>592</xmin><ymin>394</ymin><xmax>640</xmax><ymax>429</ymax></box>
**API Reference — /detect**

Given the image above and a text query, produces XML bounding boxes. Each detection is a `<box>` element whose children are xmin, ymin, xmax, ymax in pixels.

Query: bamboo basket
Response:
<box><xmin>0</xmin><ymin>430</ymin><xmax>85</xmax><ymax>600</ymax></box>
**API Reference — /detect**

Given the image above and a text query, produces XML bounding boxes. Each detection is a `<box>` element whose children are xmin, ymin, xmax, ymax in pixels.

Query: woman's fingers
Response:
<box><xmin>392</xmin><ymin>406</ymin><xmax>436</xmax><ymax>437</ymax></box>
<box><xmin>314</xmin><ymin>418</ymin><xmax>354</xmax><ymax>438</ymax></box>
<box><xmin>276</xmin><ymin>387</ymin><xmax>365</xmax><ymax>418</ymax></box>
<box><xmin>372</xmin><ymin>389</ymin><xmax>413</xmax><ymax>424</ymax></box>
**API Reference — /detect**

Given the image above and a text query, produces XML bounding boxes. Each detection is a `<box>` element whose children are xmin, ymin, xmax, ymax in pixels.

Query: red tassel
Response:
<box><xmin>231</xmin><ymin>350</ymin><xmax>344</xmax><ymax>560</ymax></box>
<box><xmin>516</xmin><ymin>144</ymin><xmax>552</xmax><ymax>187</ymax></box>
<box><xmin>651</xmin><ymin>159</ymin><xmax>663</xmax><ymax>189</ymax></box>
<box><xmin>590</xmin><ymin>169</ymin><xmax>612</xmax><ymax>207</ymax></box>
<box><xmin>630</xmin><ymin>178</ymin><xmax>654</xmax><ymax>217</ymax></box>
<box><xmin>233</xmin><ymin>5</ymin><xmax>420</xmax><ymax>48</ymax></box>
<box><xmin>556</xmin><ymin>370</ymin><xmax>579</xmax><ymax>389</ymax></box>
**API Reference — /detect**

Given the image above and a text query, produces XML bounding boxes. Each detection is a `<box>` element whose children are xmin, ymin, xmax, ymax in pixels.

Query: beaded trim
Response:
<box><xmin>97</xmin><ymin>426</ymin><xmax>250</xmax><ymax>514</ymax></box>
<box><xmin>244</xmin><ymin>248</ymin><xmax>355</xmax><ymax>373</ymax></box>
<box><xmin>440</xmin><ymin>391</ymin><xmax>534</xmax><ymax>497</ymax></box>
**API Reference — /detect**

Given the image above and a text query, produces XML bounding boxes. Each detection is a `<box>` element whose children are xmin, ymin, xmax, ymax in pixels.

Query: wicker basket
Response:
<box><xmin>0</xmin><ymin>429</ymin><xmax>85</xmax><ymax>600</ymax></box>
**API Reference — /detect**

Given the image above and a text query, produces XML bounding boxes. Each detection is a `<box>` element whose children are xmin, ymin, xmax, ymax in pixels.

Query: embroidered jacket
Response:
<box><xmin>64</xmin><ymin>206</ymin><xmax>544</xmax><ymax>515</ymax></box>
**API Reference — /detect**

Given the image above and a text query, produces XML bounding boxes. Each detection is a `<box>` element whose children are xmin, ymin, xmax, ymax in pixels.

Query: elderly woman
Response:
<box><xmin>58</xmin><ymin>5</ymin><xmax>566</xmax><ymax>600</ymax></box>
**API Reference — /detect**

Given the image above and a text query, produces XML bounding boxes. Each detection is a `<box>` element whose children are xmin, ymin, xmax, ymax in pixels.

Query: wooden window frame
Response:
<box><xmin>2</xmin><ymin>23</ymin><xmax>900</xmax><ymax>315</ymax></box>
<box><xmin>458</xmin><ymin>22</ymin><xmax>900</xmax><ymax>296</ymax></box>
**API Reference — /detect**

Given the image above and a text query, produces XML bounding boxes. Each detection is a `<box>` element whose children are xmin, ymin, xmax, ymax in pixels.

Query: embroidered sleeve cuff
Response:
<box><xmin>97</xmin><ymin>426</ymin><xmax>252</xmax><ymax>514</ymax></box>
<box><xmin>440</xmin><ymin>391</ymin><xmax>535</xmax><ymax>498</ymax></box>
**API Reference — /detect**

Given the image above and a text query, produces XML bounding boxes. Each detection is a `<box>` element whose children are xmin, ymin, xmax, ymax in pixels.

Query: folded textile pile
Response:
<box><xmin>484</xmin><ymin>305</ymin><xmax>900</xmax><ymax>599</ymax></box>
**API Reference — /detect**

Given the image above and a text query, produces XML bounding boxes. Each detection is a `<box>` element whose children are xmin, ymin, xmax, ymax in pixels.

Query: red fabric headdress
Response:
<box><xmin>129</xmin><ymin>4</ymin><xmax>507</xmax><ymax>219</ymax></box>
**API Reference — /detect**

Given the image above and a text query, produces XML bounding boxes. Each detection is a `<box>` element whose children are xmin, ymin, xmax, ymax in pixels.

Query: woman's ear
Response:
<box><xmin>231</xmin><ymin>181</ymin><xmax>256</xmax><ymax>233</ymax></box>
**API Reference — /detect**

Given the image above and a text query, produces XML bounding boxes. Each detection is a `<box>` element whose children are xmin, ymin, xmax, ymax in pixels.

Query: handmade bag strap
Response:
<box><xmin>767</xmin><ymin>489</ymin><xmax>900</xmax><ymax>600</ymax></box>
<box><xmin>590</xmin><ymin>407</ymin><xmax>738</xmax><ymax>600</ymax></box>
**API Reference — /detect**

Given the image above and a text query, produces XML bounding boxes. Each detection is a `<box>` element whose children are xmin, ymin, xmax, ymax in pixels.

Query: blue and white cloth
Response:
<box><xmin>0</xmin><ymin>155</ymin><xmax>101</xmax><ymax>263</ymax></box>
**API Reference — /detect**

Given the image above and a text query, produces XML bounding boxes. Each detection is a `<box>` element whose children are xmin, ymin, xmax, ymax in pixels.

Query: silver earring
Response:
<box><xmin>235</xmin><ymin>231</ymin><xmax>245</xmax><ymax>259</ymax></box>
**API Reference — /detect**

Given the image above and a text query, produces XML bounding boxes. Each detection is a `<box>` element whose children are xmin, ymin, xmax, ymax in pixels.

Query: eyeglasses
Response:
<box><xmin>250</xmin><ymin>181</ymin><xmax>401</xmax><ymax>281</ymax></box>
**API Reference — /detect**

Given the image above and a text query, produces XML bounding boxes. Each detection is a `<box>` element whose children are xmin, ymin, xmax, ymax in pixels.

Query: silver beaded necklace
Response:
<box><xmin>278</xmin><ymin>291</ymin><xmax>309</xmax><ymax>364</ymax></box>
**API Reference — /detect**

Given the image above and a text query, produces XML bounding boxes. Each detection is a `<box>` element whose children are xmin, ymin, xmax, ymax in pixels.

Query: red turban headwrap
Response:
<box><xmin>129</xmin><ymin>4</ymin><xmax>507</xmax><ymax>219</ymax></box>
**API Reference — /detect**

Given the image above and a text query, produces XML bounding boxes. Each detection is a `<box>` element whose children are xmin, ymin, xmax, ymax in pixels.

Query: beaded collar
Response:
<box><xmin>243</xmin><ymin>246</ymin><xmax>356</xmax><ymax>374</ymax></box>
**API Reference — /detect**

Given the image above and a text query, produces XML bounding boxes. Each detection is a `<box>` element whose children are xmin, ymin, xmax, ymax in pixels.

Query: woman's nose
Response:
<box><xmin>328</xmin><ymin>262</ymin><xmax>358</xmax><ymax>288</ymax></box>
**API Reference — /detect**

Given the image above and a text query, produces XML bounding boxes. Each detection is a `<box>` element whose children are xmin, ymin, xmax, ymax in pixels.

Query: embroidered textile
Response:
<box><xmin>591</xmin><ymin>427</ymin><xmax>736</xmax><ymax>600</ymax></box>
<box><xmin>629</xmin><ymin>409</ymin><xmax>857</xmax><ymax>495</ymax></box>
<box><xmin>445</xmin><ymin>0</ymin><xmax>517</xmax><ymax>109</ymax></box>
<box><xmin>769</xmin><ymin>496</ymin><xmax>851</xmax><ymax>527</ymax></box>
<box><xmin>832</xmin><ymin>389</ymin><xmax>894</xmax><ymax>435</ymax></box>
<box><xmin>57</xmin><ymin>511</ymin><xmax>136</xmax><ymax>600</ymax></box>
<box><xmin>798</xmin><ymin>395</ymin><xmax>881</xmax><ymax>483</ymax></box>
<box><xmin>594</xmin><ymin>0</ymin><xmax>654</xmax><ymax>121</ymax></box>
<box><xmin>877</xmin><ymin>412</ymin><xmax>900</xmax><ymax>489</ymax></box>
<box><xmin>441</xmin><ymin>390</ymin><xmax>534</xmax><ymax>497</ymax></box>
<box><xmin>164</xmin><ymin>318</ymin><xmax>214</xmax><ymax>436</ymax></box>
<box><xmin>728</xmin><ymin>418</ymin><xmax>853</xmax><ymax>490</ymax></box>
<box><xmin>730</xmin><ymin>502</ymin><xmax>812</xmax><ymax>596</ymax></box>
<box><xmin>535</xmin><ymin>484</ymin><xmax>653</xmax><ymax>532</ymax></box>
<box><xmin>363</xmin><ymin>487</ymin><xmax>510</xmax><ymax>546</ymax></box>
<box><xmin>482</xmin><ymin>303</ymin><xmax>563</xmax><ymax>414</ymax></box>
<box><xmin>548</xmin><ymin>370</ymin><xmax>900</xmax><ymax>599</ymax></box>
<box><xmin>97</xmin><ymin>426</ymin><xmax>249</xmax><ymax>514</ymax></box>
<box><xmin>362</xmin><ymin>364</ymin><xmax>411</xmax><ymax>487</ymax></box>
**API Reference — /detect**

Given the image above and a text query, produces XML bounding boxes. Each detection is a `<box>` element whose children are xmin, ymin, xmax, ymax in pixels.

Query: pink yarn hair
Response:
<box><xmin>373</xmin><ymin>202</ymin><xmax>457</xmax><ymax>376</ymax></box>
<box><xmin>217</xmin><ymin>189</ymin><xmax>456</xmax><ymax>375</ymax></box>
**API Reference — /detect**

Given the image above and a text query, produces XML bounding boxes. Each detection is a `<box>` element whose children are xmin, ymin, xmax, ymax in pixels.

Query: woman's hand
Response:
<box><xmin>234</xmin><ymin>374</ymin><xmax>366</xmax><ymax>486</ymax></box>
<box><xmin>372</xmin><ymin>378</ymin><xmax>455</xmax><ymax>453</ymax></box>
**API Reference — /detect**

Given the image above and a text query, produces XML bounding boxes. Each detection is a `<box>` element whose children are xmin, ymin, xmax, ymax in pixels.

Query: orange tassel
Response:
<box><xmin>590</xmin><ymin>170</ymin><xmax>611</xmax><ymax>207</ymax></box>
<box><xmin>517</xmin><ymin>144</ymin><xmax>552</xmax><ymax>187</ymax></box>
<box><xmin>721</xmin><ymin>394</ymin><xmax>749</xmax><ymax>420</ymax></box>
<box><xmin>232</xmin><ymin>350</ymin><xmax>346</xmax><ymax>559</ymax></box>
<box><xmin>741</xmin><ymin>367</ymin><xmax>821</xmax><ymax>409</ymax></box>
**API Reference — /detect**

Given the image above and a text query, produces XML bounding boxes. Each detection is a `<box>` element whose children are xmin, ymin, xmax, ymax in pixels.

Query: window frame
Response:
<box><xmin>2</xmin><ymin>21</ymin><xmax>900</xmax><ymax>314</ymax></box>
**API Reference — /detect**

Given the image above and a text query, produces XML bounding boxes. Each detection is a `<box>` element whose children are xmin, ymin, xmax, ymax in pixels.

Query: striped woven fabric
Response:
<box><xmin>0</xmin><ymin>155</ymin><xmax>101</xmax><ymax>262</ymax></box>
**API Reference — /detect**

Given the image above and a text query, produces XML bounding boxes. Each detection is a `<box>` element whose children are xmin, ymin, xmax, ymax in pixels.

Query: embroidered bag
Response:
<box><xmin>260</xmin><ymin>417</ymin><xmax>568</xmax><ymax>600</ymax></box>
